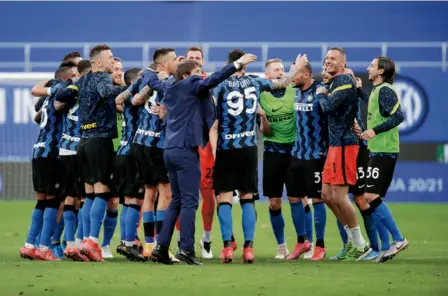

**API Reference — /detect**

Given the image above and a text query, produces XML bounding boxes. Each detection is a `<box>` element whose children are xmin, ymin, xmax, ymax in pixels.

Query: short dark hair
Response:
<box><xmin>89</xmin><ymin>44</ymin><xmax>111</xmax><ymax>59</ymax></box>
<box><xmin>152</xmin><ymin>48</ymin><xmax>175</xmax><ymax>63</ymax></box>
<box><xmin>113</xmin><ymin>57</ymin><xmax>121</xmax><ymax>62</ymax></box>
<box><xmin>265</xmin><ymin>58</ymin><xmax>282</xmax><ymax>69</ymax></box>
<box><xmin>55</xmin><ymin>61</ymin><xmax>77</xmax><ymax>80</ymax></box>
<box><xmin>124</xmin><ymin>68</ymin><xmax>142</xmax><ymax>86</ymax></box>
<box><xmin>186</xmin><ymin>46</ymin><xmax>203</xmax><ymax>58</ymax></box>
<box><xmin>227</xmin><ymin>49</ymin><xmax>245</xmax><ymax>63</ymax></box>
<box><xmin>62</xmin><ymin>52</ymin><xmax>81</xmax><ymax>63</ymax></box>
<box><xmin>175</xmin><ymin>60</ymin><xmax>201</xmax><ymax>82</ymax></box>
<box><xmin>376</xmin><ymin>56</ymin><xmax>395</xmax><ymax>84</ymax></box>
<box><xmin>77</xmin><ymin>60</ymin><xmax>91</xmax><ymax>76</ymax></box>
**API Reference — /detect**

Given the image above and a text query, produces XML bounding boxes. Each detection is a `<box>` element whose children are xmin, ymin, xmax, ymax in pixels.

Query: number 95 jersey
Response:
<box><xmin>213</xmin><ymin>75</ymin><xmax>273</xmax><ymax>150</ymax></box>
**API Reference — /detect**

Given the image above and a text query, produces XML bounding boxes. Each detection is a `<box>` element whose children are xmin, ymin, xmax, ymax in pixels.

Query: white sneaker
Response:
<box><xmin>304</xmin><ymin>244</ymin><xmax>315</xmax><ymax>259</ymax></box>
<box><xmin>199</xmin><ymin>239</ymin><xmax>213</xmax><ymax>259</ymax></box>
<box><xmin>275</xmin><ymin>243</ymin><xmax>289</xmax><ymax>259</ymax></box>
<box><xmin>101</xmin><ymin>245</ymin><xmax>114</xmax><ymax>259</ymax></box>
<box><xmin>382</xmin><ymin>238</ymin><xmax>409</xmax><ymax>262</ymax></box>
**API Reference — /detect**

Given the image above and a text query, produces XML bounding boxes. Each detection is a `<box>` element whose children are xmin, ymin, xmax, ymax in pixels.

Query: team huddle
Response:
<box><xmin>20</xmin><ymin>44</ymin><xmax>409</xmax><ymax>265</ymax></box>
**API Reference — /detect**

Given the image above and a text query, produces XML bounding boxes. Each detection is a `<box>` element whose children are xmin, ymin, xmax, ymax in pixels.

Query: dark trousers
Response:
<box><xmin>157</xmin><ymin>147</ymin><xmax>200</xmax><ymax>252</ymax></box>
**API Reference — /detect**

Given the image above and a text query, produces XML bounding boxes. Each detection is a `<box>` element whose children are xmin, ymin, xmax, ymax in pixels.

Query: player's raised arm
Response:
<box><xmin>193</xmin><ymin>54</ymin><xmax>257</xmax><ymax>95</ymax></box>
<box><xmin>268</xmin><ymin>54</ymin><xmax>308</xmax><ymax>90</ymax></box>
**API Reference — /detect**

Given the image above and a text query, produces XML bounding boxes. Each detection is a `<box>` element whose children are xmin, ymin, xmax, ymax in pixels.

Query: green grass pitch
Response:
<box><xmin>0</xmin><ymin>201</ymin><xmax>447</xmax><ymax>296</ymax></box>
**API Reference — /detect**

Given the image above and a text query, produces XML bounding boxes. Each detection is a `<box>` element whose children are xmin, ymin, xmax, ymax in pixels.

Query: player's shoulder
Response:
<box><xmin>335</xmin><ymin>73</ymin><xmax>355</xmax><ymax>85</ymax></box>
<box><xmin>379</xmin><ymin>83</ymin><xmax>397</xmax><ymax>97</ymax></box>
<box><xmin>93</xmin><ymin>71</ymin><xmax>111</xmax><ymax>82</ymax></box>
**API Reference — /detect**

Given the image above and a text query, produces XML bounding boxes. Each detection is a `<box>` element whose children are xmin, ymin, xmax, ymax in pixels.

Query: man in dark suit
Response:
<box><xmin>144</xmin><ymin>53</ymin><xmax>257</xmax><ymax>265</ymax></box>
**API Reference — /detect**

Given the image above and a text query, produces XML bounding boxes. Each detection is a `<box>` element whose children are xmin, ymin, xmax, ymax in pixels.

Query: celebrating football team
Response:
<box><xmin>19</xmin><ymin>43</ymin><xmax>408</xmax><ymax>265</ymax></box>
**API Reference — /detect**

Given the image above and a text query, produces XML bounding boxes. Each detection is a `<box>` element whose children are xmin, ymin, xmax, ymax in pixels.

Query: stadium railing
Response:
<box><xmin>0</xmin><ymin>41</ymin><xmax>446</xmax><ymax>72</ymax></box>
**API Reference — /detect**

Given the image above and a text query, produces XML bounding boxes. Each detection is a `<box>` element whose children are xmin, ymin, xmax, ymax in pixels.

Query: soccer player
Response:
<box><xmin>111</xmin><ymin>68</ymin><xmax>147</xmax><ymax>261</ymax></box>
<box><xmin>359</xmin><ymin>56</ymin><xmax>408</xmax><ymax>262</ymax></box>
<box><xmin>20</xmin><ymin>62</ymin><xmax>78</xmax><ymax>261</ymax></box>
<box><xmin>56</xmin><ymin>60</ymin><xmax>92</xmax><ymax>262</ymax></box>
<box><xmin>186</xmin><ymin>46</ymin><xmax>216</xmax><ymax>259</ymax></box>
<box><xmin>101</xmin><ymin>56</ymin><xmax>127</xmax><ymax>258</ymax></box>
<box><xmin>258</xmin><ymin>58</ymin><xmax>294</xmax><ymax>259</ymax></box>
<box><xmin>316</xmin><ymin>47</ymin><xmax>371</xmax><ymax>261</ymax></box>
<box><xmin>213</xmin><ymin>49</ymin><xmax>308</xmax><ymax>264</ymax></box>
<box><xmin>55</xmin><ymin>44</ymin><xmax>127</xmax><ymax>262</ymax></box>
<box><xmin>122</xmin><ymin>48</ymin><xmax>178</xmax><ymax>260</ymax></box>
<box><xmin>283</xmin><ymin>62</ymin><xmax>329</xmax><ymax>261</ymax></box>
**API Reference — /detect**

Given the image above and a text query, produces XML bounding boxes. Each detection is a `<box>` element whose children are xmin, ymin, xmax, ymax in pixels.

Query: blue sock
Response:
<box><xmin>63</xmin><ymin>205</ymin><xmax>76</xmax><ymax>243</ymax></box>
<box><xmin>290</xmin><ymin>201</ymin><xmax>306</xmax><ymax>240</ymax></box>
<box><xmin>126</xmin><ymin>204</ymin><xmax>141</xmax><ymax>243</ymax></box>
<box><xmin>52</xmin><ymin>218</ymin><xmax>64</xmax><ymax>244</ymax></box>
<box><xmin>241</xmin><ymin>201</ymin><xmax>256</xmax><ymax>242</ymax></box>
<box><xmin>337</xmin><ymin>220</ymin><xmax>348</xmax><ymax>247</ymax></box>
<box><xmin>76</xmin><ymin>206</ymin><xmax>84</xmax><ymax>241</ymax></box>
<box><xmin>39</xmin><ymin>199</ymin><xmax>59</xmax><ymax>247</ymax></box>
<box><xmin>102</xmin><ymin>209</ymin><xmax>118</xmax><ymax>247</ymax></box>
<box><xmin>89</xmin><ymin>195</ymin><xmax>108</xmax><ymax>239</ymax></box>
<box><xmin>218</xmin><ymin>203</ymin><xmax>233</xmax><ymax>243</ymax></box>
<box><xmin>304</xmin><ymin>204</ymin><xmax>313</xmax><ymax>243</ymax></box>
<box><xmin>143</xmin><ymin>211</ymin><xmax>155</xmax><ymax>243</ymax></box>
<box><xmin>373</xmin><ymin>211</ymin><xmax>391</xmax><ymax>251</ymax></box>
<box><xmin>82</xmin><ymin>196</ymin><xmax>94</xmax><ymax>238</ymax></box>
<box><xmin>155</xmin><ymin>210</ymin><xmax>166</xmax><ymax>242</ymax></box>
<box><xmin>374</xmin><ymin>200</ymin><xmax>403</xmax><ymax>242</ymax></box>
<box><xmin>120</xmin><ymin>204</ymin><xmax>129</xmax><ymax>242</ymax></box>
<box><xmin>361</xmin><ymin>207</ymin><xmax>379</xmax><ymax>252</ymax></box>
<box><xmin>26</xmin><ymin>200</ymin><xmax>45</xmax><ymax>245</ymax></box>
<box><xmin>269</xmin><ymin>207</ymin><xmax>285</xmax><ymax>245</ymax></box>
<box><xmin>313</xmin><ymin>202</ymin><xmax>327</xmax><ymax>247</ymax></box>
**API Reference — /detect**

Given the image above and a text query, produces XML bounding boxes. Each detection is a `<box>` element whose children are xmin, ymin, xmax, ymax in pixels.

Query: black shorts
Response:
<box><xmin>214</xmin><ymin>146</ymin><xmax>257</xmax><ymax>194</ymax></box>
<box><xmin>111</xmin><ymin>154</ymin><xmax>144</xmax><ymax>198</ymax></box>
<box><xmin>60</xmin><ymin>155</ymin><xmax>84</xmax><ymax>198</ymax></box>
<box><xmin>132</xmin><ymin>144</ymin><xmax>169</xmax><ymax>186</ymax></box>
<box><xmin>77</xmin><ymin>138</ymin><xmax>115</xmax><ymax>186</ymax></box>
<box><xmin>365</xmin><ymin>154</ymin><xmax>397</xmax><ymax>197</ymax></box>
<box><xmin>32</xmin><ymin>157</ymin><xmax>64</xmax><ymax>196</ymax></box>
<box><xmin>349</xmin><ymin>146</ymin><xmax>369</xmax><ymax>196</ymax></box>
<box><xmin>263</xmin><ymin>151</ymin><xmax>290</xmax><ymax>198</ymax></box>
<box><xmin>286</xmin><ymin>157</ymin><xmax>325</xmax><ymax>198</ymax></box>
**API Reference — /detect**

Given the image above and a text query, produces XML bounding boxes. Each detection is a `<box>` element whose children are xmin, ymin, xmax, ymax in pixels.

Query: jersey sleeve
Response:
<box><xmin>372</xmin><ymin>86</ymin><xmax>405</xmax><ymax>135</ymax></box>
<box><xmin>318</xmin><ymin>75</ymin><xmax>355</xmax><ymax>113</ymax></box>
<box><xmin>212</xmin><ymin>83</ymin><xmax>223</xmax><ymax>102</ymax></box>
<box><xmin>128</xmin><ymin>77</ymin><xmax>143</xmax><ymax>95</ymax></box>
<box><xmin>97</xmin><ymin>73</ymin><xmax>124</xmax><ymax>98</ymax></box>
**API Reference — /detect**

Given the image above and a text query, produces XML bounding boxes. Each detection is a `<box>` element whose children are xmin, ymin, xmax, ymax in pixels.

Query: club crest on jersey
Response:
<box><xmin>307</xmin><ymin>94</ymin><xmax>314</xmax><ymax>102</ymax></box>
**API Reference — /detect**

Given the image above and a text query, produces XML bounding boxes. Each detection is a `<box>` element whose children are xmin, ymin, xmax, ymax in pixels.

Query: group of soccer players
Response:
<box><xmin>19</xmin><ymin>43</ymin><xmax>409</xmax><ymax>264</ymax></box>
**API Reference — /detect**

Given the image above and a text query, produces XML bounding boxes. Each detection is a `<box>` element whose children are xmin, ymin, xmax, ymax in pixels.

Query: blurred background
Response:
<box><xmin>0</xmin><ymin>1</ymin><xmax>446</xmax><ymax>202</ymax></box>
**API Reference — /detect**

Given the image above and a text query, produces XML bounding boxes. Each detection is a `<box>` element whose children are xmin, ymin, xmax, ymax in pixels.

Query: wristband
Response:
<box><xmin>47</xmin><ymin>87</ymin><xmax>52</xmax><ymax>96</ymax></box>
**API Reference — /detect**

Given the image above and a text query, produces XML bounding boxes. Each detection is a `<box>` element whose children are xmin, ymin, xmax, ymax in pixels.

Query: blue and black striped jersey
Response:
<box><xmin>58</xmin><ymin>94</ymin><xmax>81</xmax><ymax>155</ymax></box>
<box><xmin>213</xmin><ymin>75</ymin><xmax>273</xmax><ymax>150</ymax></box>
<box><xmin>32</xmin><ymin>81</ymin><xmax>68</xmax><ymax>158</ymax></box>
<box><xmin>131</xmin><ymin>76</ymin><xmax>172</xmax><ymax>148</ymax></box>
<box><xmin>291</xmin><ymin>81</ymin><xmax>328</xmax><ymax>160</ymax></box>
<box><xmin>117</xmin><ymin>96</ymin><xmax>139</xmax><ymax>155</ymax></box>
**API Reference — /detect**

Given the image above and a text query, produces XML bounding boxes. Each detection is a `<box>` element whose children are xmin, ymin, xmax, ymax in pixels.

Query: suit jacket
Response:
<box><xmin>144</xmin><ymin>63</ymin><xmax>238</xmax><ymax>149</ymax></box>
